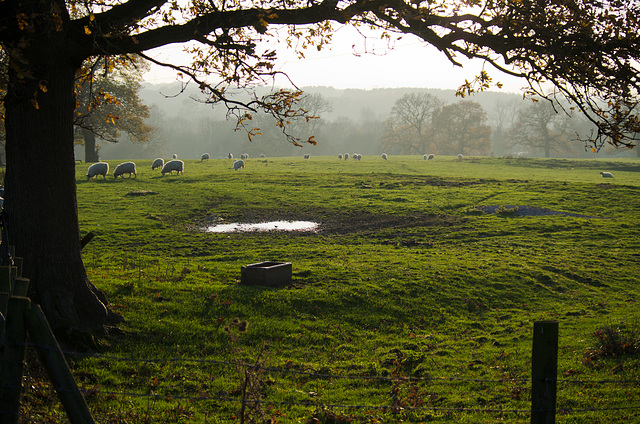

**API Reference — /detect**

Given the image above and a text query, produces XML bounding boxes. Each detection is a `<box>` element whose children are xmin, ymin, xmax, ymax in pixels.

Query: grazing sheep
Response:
<box><xmin>151</xmin><ymin>158</ymin><xmax>164</xmax><ymax>170</ymax></box>
<box><xmin>344</xmin><ymin>153</ymin><xmax>349</xmax><ymax>160</ymax></box>
<box><xmin>172</xmin><ymin>154</ymin><xmax>178</xmax><ymax>159</ymax></box>
<box><xmin>233</xmin><ymin>159</ymin><xmax>245</xmax><ymax>171</ymax></box>
<box><xmin>338</xmin><ymin>154</ymin><xmax>343</xmax><ymax>159</ymax></box>
<box><xmin>304</xmin><ymin>154</ymin><xmax>310</xmax><ymax>159</ymax></box>
<box><xmin>428</xmin><ymin>154</ymin><xmax>434</xmax><ymax>160</ymax></box>
<box><xmin>161</xmin><ymin>159</ymin><xmax>184</xmax><ymax>175</ymax></box>
<box><xmin>86</xmin><ymin>162</ymin><xmax>109</xmax><ymax>180</ymax></box>
<box><xmin>423</xmin><ymin>154</ymin><xmax>428</xmax><ymax>160</ymax></box>
<box><xmin>240</xmin><ymin>153</ymin><xmax>249</xmax><ymax>160</ymax></box>
<box><xmin>228</xmin><ymin>153</ymin><xmax>234</xmax><ymax>159</ymax></box>
<box><xmin>600</xmin><ymin>171</ymin><xmax>614</xmax><ymax>178</ymax></box>
<box><xmin>356</xmin><ymin>154</ymin><xmax>362</xmax><ymax>160</ymax></box>
<box><xmin>113</xmin><ymin>161</ymin><xmax>137</xmax><ymax>179</ymax></box>
<box><xmin>457</xmin><ymin>154</ymin><xmax>464</xmax><ymax>160</ymax></box>
<box><xmin>381</xmin><ymin>153</ymin><xmax>388</xmax><ymax>160</ymax></box>
<box><xmin>201</xmin><ymin>153</ymin><xmax>210</xmax><ymax>161</ymax></box>
<box><xmin>260</xmin><ymin>154</ymin><xmax>266</xmax><ymax>158</ymax></box>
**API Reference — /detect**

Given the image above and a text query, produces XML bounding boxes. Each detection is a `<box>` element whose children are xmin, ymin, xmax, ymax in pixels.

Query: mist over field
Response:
<box><xmin>84</xmin><ymin>83</ymin><xmax>638</xmax><ymax>162</ymax></box>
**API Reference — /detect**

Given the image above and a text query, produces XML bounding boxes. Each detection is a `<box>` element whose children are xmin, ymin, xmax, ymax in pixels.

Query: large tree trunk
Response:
<box><xmin>3</xmin><ymin>29</ymin><xmax>116</xmax><ymax>345</ymax></box>
<box><xmin>83</xmin><ymin>129</ymin><xmax>100</xmax><ymax>163</ymax></box>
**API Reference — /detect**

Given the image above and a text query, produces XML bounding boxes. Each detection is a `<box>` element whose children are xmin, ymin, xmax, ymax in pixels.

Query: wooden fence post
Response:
<box><xmin>25</xmin><ymin>304</ymin><xmax>97</xmax><ymax>424</ymax></box>
<box><xmin>531</xmin><ymin>321</ymin><xmax>558</xmax><ymax>424</ymax></box>
<box><xmin>0</xmin><ymin>267</ymin><xmax>11</xmax><ymax>338</ymax></box>
<box><xmin>0</xmin><ymin>296</ymin><xmax>31</xmax><ymax>424</ymax></box>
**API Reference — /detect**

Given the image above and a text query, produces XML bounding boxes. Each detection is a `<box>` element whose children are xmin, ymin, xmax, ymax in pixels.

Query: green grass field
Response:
<box><xmin>24</xmin><ymin>155</ymin><xmax>640</xmax><ymax>423</ymax></box>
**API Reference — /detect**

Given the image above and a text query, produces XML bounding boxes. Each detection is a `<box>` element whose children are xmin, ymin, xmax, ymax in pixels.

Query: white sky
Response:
<box><xmin>144</xmin><ymin>25</ymin><xmax>527</xmax><ymax>94</ymax></box>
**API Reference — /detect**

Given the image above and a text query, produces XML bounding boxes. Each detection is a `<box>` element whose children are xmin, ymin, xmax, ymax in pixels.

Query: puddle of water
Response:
<box><xmin>205</xmin><ymin>220</ymin><xmax>319</xmax><ymax>233</ymax></box>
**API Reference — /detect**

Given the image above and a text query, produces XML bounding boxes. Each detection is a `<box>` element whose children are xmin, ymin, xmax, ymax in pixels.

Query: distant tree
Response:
<box><xmin>507</xmin><ymin>99</ymin><xmax>576</xmax><ymax>158</ymax></box>
<box><xmin>488</xmin><ymin>99</ymin><xmax>523</xmax><ymax>156</ymax></box>
<box><xmin>74</xmin><ymin>58</ymin><xmax>153</xmax><ymax>162</ymax></box>
<box><xmin>250</xmin><ymin>93</ymin><xmax>331</xmax><ymax>156</ymax></box>
<box><xmin>380</xmin><ymin>93</ymin><xmax>444</xmax><ymax>155</ymax></box>
<box><xmin>432</xmin><ymin>101</ymin><xmax>492</xmax><ymax>156</ymax></box>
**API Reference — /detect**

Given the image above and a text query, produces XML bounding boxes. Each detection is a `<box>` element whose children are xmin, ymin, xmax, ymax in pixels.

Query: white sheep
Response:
<box><xmin>457</xmin><ymin>154</ymin><xmax>464</xmax><ymax>160</ymax></box>
<box><xmin>428</xmin><ymin>154</ymin><xmax>434</xmax><ymax>160</ymax></box>
<box><xmin>201</xmin><ymin>153</ymin><xmax>210</xmax><ymax>161</ymax></box>
<box><xmin>151</xmin><ymin>158</ymin><xmax>164</xmax><ymax>170</ymax></box>
<box><xmin>381</xmin><ymin>153</ymin><xmax>388</xmax><ymax>160</ymax></box>
<box><xmin>228</xmin><ymin>153</ymin><xmax>234</xmax><ymax>159</ymax></box>
<box><xmin>338</xmin><ymin>154</ymin><xmax>343</xmax><ymax>159</ymax></box>
<box><xmin>260</xmin><ymin>154</ymin><xmax>266</xmax><ymax>158</ymax></box>
<box><xmin>304</xmin><ymin>154</ymin><xmax>310</xmax><ymax>159</ymax></box>
<box><xmin>356</xmin><ymin>154</ymin><xmax>362</xmax><ymax>160</ymax></box>
<box><xmin>233</xmin><ymin>159</ymin><xmax>245</xmax><ymax>171</ymax></box>
<box><xmin>423</xmin><ymin>154</ymin><xmax>428</xmax><ymax>160</ymax></box>
<box><xmin>344</xmin><ymin>153</ymin><xmax>349</xmax><ymax>160</ymax></box>
<box><xmin>86</xmin><ymin>162</ymin><xmax>109</xmax><ymax>180</ymax></box>
<box><xmin>600</xmin><ymin>171</ymin><xmax>614</xmax><ymax>178</ymax></box>
<box><xmin>240</xmin><ymin>153</ymin><xmax>249</xmax><ymax>159</ymax></box>
<box><xmin>172</xmin><ymin>154</ymin><xmax>178</xmax><ymax>159</ymax></box>
<box><xmin>161</xmin><ymin>159</ymin><xmax>184</xmax><ymax>175</ymax></box>
<box><xmin>113</xmin><ymin>161</ymin><xmax>137</xmax><ymax>179</ymax></box>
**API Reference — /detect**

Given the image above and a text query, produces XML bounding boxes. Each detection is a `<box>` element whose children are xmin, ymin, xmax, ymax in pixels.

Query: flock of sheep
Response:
<box><xmin>86</xmin><ymin>155</ymin><xmax>186</xmax><ymax>180</ymax></box>
<box><xmin>85</xmin><ymin>153</ymin><xmax>616</xmax><ymax>181</ymax></box>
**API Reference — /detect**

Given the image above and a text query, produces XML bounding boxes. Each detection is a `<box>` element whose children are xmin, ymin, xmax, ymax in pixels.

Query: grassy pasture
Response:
<box><xmin>24</xmin><ymin>155</ymin><xmax>640</xmax><ymax>423</ymax></box>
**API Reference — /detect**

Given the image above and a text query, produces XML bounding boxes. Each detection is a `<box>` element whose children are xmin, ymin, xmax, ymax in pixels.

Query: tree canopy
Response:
<box><xmin>3</xmin><ymin>0</ymin><xmax>639</xmax><ymax>148</ymax></box>
<box><xmin>1</xmin><ymin>0</ymin><xmax>639</xmax><ymax>338</ymax></box>
<box><xmin>432</xmin><ymin>100</ymin><xmax>492</xmax><ymax>155</ymax></box>
<box><xmin>75</xmin><ymin>57</ymin><xmax>153</xmax><ymax>162</ymax></box>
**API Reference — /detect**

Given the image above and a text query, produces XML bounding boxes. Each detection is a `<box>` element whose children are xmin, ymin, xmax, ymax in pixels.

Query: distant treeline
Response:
<box><xmin>87</xmin><ymin>83</ymin><xmax>636</xmax><ymax>161</ymax></box>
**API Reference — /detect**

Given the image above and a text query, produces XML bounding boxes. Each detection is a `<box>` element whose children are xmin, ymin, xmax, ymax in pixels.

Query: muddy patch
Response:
<box><xmin>476</xmin><ymin>205</ymin><xmax>604</xmax><ymax>218</ymax></box>
<box><xmin>196</xmin><ymin>209</ymin><xmax>463</xmax><ymax>236</ymax></box>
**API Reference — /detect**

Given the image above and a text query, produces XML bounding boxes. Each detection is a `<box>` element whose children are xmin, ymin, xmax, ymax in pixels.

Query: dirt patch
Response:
<box><xmin>476</xmin><ymin>205</ymin><xmax>604</xmax><ymax>218</ymax></box>
<box><xmin>195</xmin><ymin>208</ymin><xmax>464</xmax><ymax>235</ymax></box>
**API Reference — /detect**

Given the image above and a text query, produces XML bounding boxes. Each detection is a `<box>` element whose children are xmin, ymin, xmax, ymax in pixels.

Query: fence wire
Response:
<box><xmin>11</xmin><ymin>339</ymin><xmax>640</xmax><ymax>423</ymax></box>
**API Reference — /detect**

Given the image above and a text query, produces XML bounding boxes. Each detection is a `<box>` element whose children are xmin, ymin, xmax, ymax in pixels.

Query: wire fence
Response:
<box><xmin>14</xmin><ymin>339</ymin><xmax>640</xmax><ymax>423</ymax></box>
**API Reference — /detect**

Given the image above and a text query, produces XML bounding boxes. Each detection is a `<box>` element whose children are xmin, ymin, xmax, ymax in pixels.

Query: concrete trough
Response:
<box><xmin>240</xmin><ymin>261</ymin><xmax>292</xmax><ymax>287</ymax></box>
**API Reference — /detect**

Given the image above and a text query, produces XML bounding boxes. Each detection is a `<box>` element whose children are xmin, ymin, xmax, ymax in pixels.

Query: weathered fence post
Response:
<box><xmin>0</xmin><ymin>296</ymin><xmax>31</xmax><ymax>424</ymax></box>
<box><xmin>26</xmin><ymin>304</ymin><xmax>97</xmax><ymax>424</ymax></box>
<box><xmin>0</xmin><ymin>267</ymin><xmax>11</xmax><ymax>337</ymax></box>
<box><xmin>531</xmin><ymin>321</ymin><xmax>558</xmax><ymax>424</ymax></box>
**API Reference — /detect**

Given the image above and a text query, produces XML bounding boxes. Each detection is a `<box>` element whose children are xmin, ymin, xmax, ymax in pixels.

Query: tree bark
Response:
<box><xmin>3</xmin><ymin>28</ymin><xmax>115</xmax><ymax>344</ymax></box>
<box><xmin>83</xmin><ymin>129</ymin><xmax>100</xmax><ymax>163</ymax></box>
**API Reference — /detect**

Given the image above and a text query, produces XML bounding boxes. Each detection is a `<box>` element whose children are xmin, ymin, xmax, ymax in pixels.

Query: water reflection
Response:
<box><xmin>205</xmin><ymin>220</ymin><xmax>319</xmax><ymax>233</ymax></box>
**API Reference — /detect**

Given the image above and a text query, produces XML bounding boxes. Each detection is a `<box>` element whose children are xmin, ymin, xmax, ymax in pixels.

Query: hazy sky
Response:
<box><xmin>145</xmin><ymin>25</ymin><xmax>527</xmax><ymax>94</ymax></box>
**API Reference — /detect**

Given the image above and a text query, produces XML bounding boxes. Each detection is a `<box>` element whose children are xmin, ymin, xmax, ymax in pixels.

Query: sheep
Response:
<box><xmin>457</xmin><ymin>154</ymin><xmax>464</xmax><ymax>160</ymax></box>
<box><xmin>228</xmin><ymin>153</ymin><xmax>234</xmax><ymax>159</ymax></box>
<box><xmin>344</xmin><ymin>153</ymin><xmax>349</xmax><ymax>160</ymax></box>
<box><xmin>338</xmin><ymin>154</ymin><xmax>343</xmax><ymax>160</ymax></box>
<box><xmin>381</xmin><ymin>153</ymin><xmax>388</xmax><ymax>160</ymax></box>
<box><xmin>355</xmin><ymin>154</ymin><xmax>362</xmax><ymax>160</ymax></box>
<box><xmin>240</xmin><ymin>153</ymin><xmax>249</xmax><ymax>159</ymax></box>
<box><xmin>172</xmin><ymin>154</ymin><xmax>178</xmax><ymax>159</ymax></box>
<box><xmin>86</xmin><ymin>162</ymin><xmax>109</xmax><ymax>180</ymax></box>
<box><xmin>260</xmin><ymin>154</ymin><xmax>266</xmax><ymax>158</ymax></box>
<box><xmin>428</xmin><ymin>154</ymin><xmax>434</xmax><ymax>160</ymax></box>
<box><xmin>201</xmin><ymin>153</ymin><xmax>210</xmax><ymax>161</ymax></box>
<box><xmin>600</xmin><ymin>171</ymin><xmax>614</xmax><ymax>178</ymax></box>
<box><xmin>233</xmin><ymin>159</ymin><xmax>245</xmax><ymax>171</ymax></box>
<box><xmin>304</xmin><ymin>154</ymin><xmax>310</xmax><ymax>159</ymax></box>
<box><xmin>161</xmin><ymin>159</ymin><xmax>184</xmax><ymax>175</ymax></box>
<box><xmin>113</xmin><ymin>161</ymin><xmax>137</xmax><ymax>179</ymax></box>
<box><xmin>151</xmin><ymin>158</ymin><xmax>164</xmax><ymax>170</ymax></box>
<box><xmin>423</xmin><ymin>154</ymin><xmax>428</xmax><ymax>160</ymax></box>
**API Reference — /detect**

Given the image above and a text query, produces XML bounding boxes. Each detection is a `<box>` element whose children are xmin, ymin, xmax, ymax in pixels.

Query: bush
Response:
<box><xmin>583</xmin><ymin>323</ymin><xmax>640</xmax><ymax>364</ymax></box>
